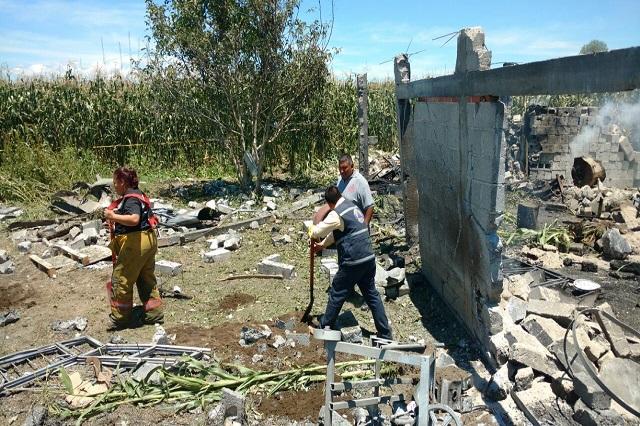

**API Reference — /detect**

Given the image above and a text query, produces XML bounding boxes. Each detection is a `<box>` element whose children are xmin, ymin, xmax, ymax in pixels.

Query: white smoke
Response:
<box><xmin>570</xmin><ymin>99</ymin><xmax>640</xmax><ymax>158</ymax></box>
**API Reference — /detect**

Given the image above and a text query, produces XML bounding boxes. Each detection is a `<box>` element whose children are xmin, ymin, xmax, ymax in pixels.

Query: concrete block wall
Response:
<box><xmin>526</xmin><ymin>106</ymin><xmax>639</xmax><ymax>188</ymax></box>
<box><xmin>410</xmin><ymin>99</ymin><xmax>506</xmax><ymax>348</ymax></box>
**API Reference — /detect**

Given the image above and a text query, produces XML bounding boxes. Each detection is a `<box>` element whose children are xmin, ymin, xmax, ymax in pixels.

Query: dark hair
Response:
<box><xmin>339</xmin><ymin>154</ymin><xmax>353</xmax><ymax>165</ymax></box>
<box><xmin>324</xmin><ymin>185</ymin><xmax>341</xmax><ymax>204</ymax></box>
<box><xmin>113</xmin><ymin>166</ymin><xmax>139</xmax><ymax>189</ymax></box>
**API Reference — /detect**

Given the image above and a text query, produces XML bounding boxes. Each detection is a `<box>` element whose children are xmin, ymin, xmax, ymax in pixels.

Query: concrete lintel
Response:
<box><xmin>397</xmin><ymin>46</ymin><xmax>640</xmax><ymax>99</ymax></box>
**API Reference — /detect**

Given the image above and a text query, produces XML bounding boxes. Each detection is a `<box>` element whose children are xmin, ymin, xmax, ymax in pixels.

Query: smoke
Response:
<box><xmin>570</xmin><ymin>100</ymin><xmax>640</xmax><ymax>158</ymax></box>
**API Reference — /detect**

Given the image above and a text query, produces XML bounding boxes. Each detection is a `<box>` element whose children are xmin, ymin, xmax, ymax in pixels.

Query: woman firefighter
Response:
<box><xmin>104</xmin><ymin>167</ymin><xmax>163</xmax><ymax>330</ymax></box>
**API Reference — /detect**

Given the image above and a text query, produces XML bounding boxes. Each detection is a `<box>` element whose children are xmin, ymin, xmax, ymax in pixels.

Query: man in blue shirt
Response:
<box><xmin>314</xmin><ymin>154</ymin><xmax>375</xmax><ymax>225</ymax></box>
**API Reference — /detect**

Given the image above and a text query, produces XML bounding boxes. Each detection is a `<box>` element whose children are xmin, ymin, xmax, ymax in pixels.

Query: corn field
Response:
<box><xmin>0</xmin><ymin>74</ymin><xmax>398</xmax><ymax>200</ymax></box>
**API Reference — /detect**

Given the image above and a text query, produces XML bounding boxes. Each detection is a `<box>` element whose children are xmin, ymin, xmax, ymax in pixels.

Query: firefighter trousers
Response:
<box><xmin>108</xmin><ymin>229</ymin><xmax>163</xmax><ymax>328</ymax></box>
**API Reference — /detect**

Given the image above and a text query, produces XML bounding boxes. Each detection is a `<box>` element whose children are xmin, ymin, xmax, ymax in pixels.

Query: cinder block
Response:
<box><xmin>155</xmin><ymin>260</ymin><xmax>182</xmax><ymax>276</ymax></box>
<box><xmin>257</xmin><ymin>256</ymin><xmax>295</xmax><ymax>279</ymax></box>
<box><xmin>203</xmin><ymin>248</ymin><xmax>232</xmax><ymax>263</ymax></box>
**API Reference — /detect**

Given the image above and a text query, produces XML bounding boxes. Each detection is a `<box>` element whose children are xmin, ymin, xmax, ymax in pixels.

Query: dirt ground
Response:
<box><xmin>0</xmin><ymin>180</ymin><xmax>483</xmax><ymax>425</ymax></box>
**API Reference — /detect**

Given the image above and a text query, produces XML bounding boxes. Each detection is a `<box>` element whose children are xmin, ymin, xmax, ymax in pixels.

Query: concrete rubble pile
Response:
<box><xmin>368</xmin><ymin>149</ymin><xmax>401</xmax><ymax>181</ymax></box>
<box><xmin>482</xmin><ymin>269</ymin><xmax>640</xmax><ymax>424</ymax></box>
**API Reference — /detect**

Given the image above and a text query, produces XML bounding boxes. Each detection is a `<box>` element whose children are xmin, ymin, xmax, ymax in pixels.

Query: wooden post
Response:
<box><xmin>356</xmin><ymin>73</ymin><xmax>369</xmax><ymax>178</ymax></box>
<box><xmin>394</xmin><ymin>55</ymin><xmax>419</xmax><ymax>244</ymax></box>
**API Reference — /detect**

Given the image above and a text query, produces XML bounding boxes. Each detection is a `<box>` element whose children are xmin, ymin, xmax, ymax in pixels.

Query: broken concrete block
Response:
<box><xmin>485</xmin><ymin>363</ymin><xmax>512</xmax><ymax>401</ymax></box>
<box><xmin>203</xmin><ymin>248</ymin><xmax>232</xmax><ymax>263</ymax></box>
<box><xmin>271</xmin><ymin>335</ymin><xmax>287</xmax><ymax>349</ymax></box>
<box><xmin>550</xmin><ymin>341</ymin><xmax>611</xmax><ymax>410</ymax></box>
<box><xmin>522</xmin><ymin>314</ymin><xmax>566</xmax><ymax>347</ymax></box>
<box><xmin>0</xmin><ymin>249</ymin><xmax>8</xmax><ymax>263</ymax></box>
<box><xmin>238</xmin><ymin>328</ymin><xmax>265</xmax><ymax>346</ymax></box>
<box><xmin>51</xmin><ymin>316</ymin><xmax>88</xmax><ymax>332</ymax></box>
<box><xmin>506</xmin><ymin>273</ymin><xmax>533</xmax><ymax>301</ymax></box>
<box><xmin>81</xmin><ymin>227</ymin><xmax>99</xmax><ymax>243</ymax></box>
<box><xmin>598</xmin><ymin>357</ymin><xmax>640</xmax><ymax>411</ymax></box>
<box><xmin>82</xmin><ymin>219</ymin><xmax>102</xmax><ymax>233</ymax></box>
<box><xmin>481</xmin><ymin>304</ymin><xmax>505</xmax><ymax>335</ymax></box>
<box><xmin>17</xmin><ymin>241</ymin><xmax>32</xmax><ymax>253</ymax></box>
<box><xmin>223</xmin><ymin>236</ymin><xmax>241</xmax><ymax>251</ymax></box>
<box><xmin>155</xmin><ymin>260</ymin><xmax>182</xmax><ymax>276</ymax></box>
<box><xmin>572</xmin><ymin>398</ymin><xmax>622</xmax><ymax>426</ymax></box>
<box><xmin>0</xmin><ymin>261</ymin><xmax>15</xmax><ymax>275</ymax></box>
<box><xmin>514</xmin><ymin>367</ymin><xmax>534</xmax><ymax>391</ymax></box>
<box><xmin>340</xmin><ymin>326</ymin><xmax>363</xmax><ymax>343</ymax></box>
<box><xmin>599</xmin><ymin>228</ymin><xmax>632</xmax><ymax>260</ymax></box>
<box><xmin>208</xmin><ymin>388</ymin><xmax>245</xmax><ymax>425</ymax></box>
<box><xmin>526</xmin><ymin>299</ymin><xmax>575</xmax><ymax>327</ymax></box>
<box><xmin>257</xmin><ymin>256</ymin><xmax>295</xmax><ymax>279</ymax></box>
<box><xmin>264</xmin><ymin>253</ymin><xmax>281</xmax><ymax>262</ymax></box>
<box><xmin>510</xmin><ymin>343</ymin><xmax>562</xmax><ymax>379</ymax></box>
<box><xmin>133</xmin><ymin>362</ymin><xmax>162</xmax><ymax>384</ymax></box>
<box><xmin>551</xmin><ymin>375</ymin><xmax>576</xmax><ymax>403</ymax></box>
<box><xmin>69</xmin><ymin>226</ymin><xmax>82</xmax><ymax>239</ymax></box>
<box><xmin>596</xmin><ymin>303</ymin><xmax>631</xmax><ymax>358</ymax></box>
<box><xmin>506</xmin><ymin>297</ymin><xmax>527</xmax><ymax>323</ymax></box>
<box><xmin>512</xmin><ymin>381</ymin><xmax>575</xmax><ymax>425</ymax></box>
<box><xmin>585</xmin><ymin>340</ymin><xmax>608</xmax><ymax>362</ymax></box>
<box><xmin>489</xmin><ymin>332</ymin><xmax>510</xmax><ymax>365</ymax></box>
<box><xmin>287</xmin><ymin>332</ymin><xmax>310</xmax><ymax>347</ymax></box>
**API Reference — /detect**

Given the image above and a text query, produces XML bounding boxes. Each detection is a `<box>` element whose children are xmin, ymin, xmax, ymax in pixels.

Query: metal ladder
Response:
<box><xmin>313</xmin><ymin>328</ymin><xmax>461</xmax><ymax>425</ymax></box>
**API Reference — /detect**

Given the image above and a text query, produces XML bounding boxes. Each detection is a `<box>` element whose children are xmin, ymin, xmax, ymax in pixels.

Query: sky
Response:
<box><xmin>1</xmin><ymin>0</ymin><xmax>639</xmax><ymax>80</ymax></box>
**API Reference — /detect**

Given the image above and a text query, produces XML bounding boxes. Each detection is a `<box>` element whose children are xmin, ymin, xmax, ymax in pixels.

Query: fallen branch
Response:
<box><xmin>219</xmin><ymin>274</ymin><xmax>283</xmax><ymax>282</ymax></box>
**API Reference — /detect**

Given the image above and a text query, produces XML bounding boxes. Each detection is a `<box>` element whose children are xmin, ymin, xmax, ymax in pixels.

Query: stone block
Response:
<box><xmin>82</xmin><ymin>219</ymin><xmax>102</xmax><ymax>233</ymax></box>
<box><xmin>506</xmin><ymin>296</ymin><xmax>527</xmax><ymax>323</ymax></box>
<box><xmin>489</xmin><ymin>332</ymin><xmax>510</xmax><ymax>365</ymax></box>
<box><xmin>485</xmin><ymin>363</ymin><xmax>512</xmax><ymax>401</ymax></box>
<box><xmin>223</xmin><ymin>236</ymin><xmax>241</xmax><ymax>251</ymax></box>
<box><xmin>340</xmin><ymin>325</ymin><xmax>363</xmax><ymax>343</ymax></box>
<box><xmin>522</xmin><ymin>314</ymin><xmax>566</xmax><ymax>347</ymax></box>
<box><xmin>17</xmin><ymin>241</ymin><xmax>32</xmax><ymax>253</ymax></box>
<box><xmin>257</xmin><ymin>257</ymin><xmax>295</xmax><ymax>279</ymax></box>
<box><xmin>0</xmin><ymin>250</ymin><xmax>9</xmax><ymax>263</ymax></box>
<box><xmin>596</xmin><ymin>303</ymin><xmax>632</xmax><ymax>358</ymax></box>
<box><xmin>598</xmin><ymin>357</ymin><xmax>640</xmax><ymax>411</ymax></box>
<box><xmin>526</xmin><ymin>299</ymin><xmax>576</xmax><ymax>327</ymax></box>
<box><xmin>287</xmin><ymin>332</ymin><xmax>310</xmax><ymax>347</ymax></box>
<box><xmin>506</xmin><ymin>273</ymin><xmax>533</xmax><ymax>301</ymax></box>
<box><xmin>69</xmin><ymin>226</ymin><xmax>82</xmax><ymax>239</ymax></box>
<box><xmin>510</xmin><ymin>343</ymin><xmax>562</xmax><ymax>379</ymax></box>
<box><xmin>155</xmin><ymin>260</ymin><xmax>182</xmax><ymax>276</ymax></box>
<box><xmin>550</xmin><ymin>341</ymin><xmax>611</xmax><ymax>410</ymax></box>
<box><xmin>0</xmin><ymin>260</ymin><xmax>15</xmax><ymax>274</ymax></box>
<box><xmin>481</xmin><ymin>304</ymin><xmax>505</xmax><ymax>335</ymax></box>
<box><xmin>514</xmin><ymin>366</ymin><xmax>534</xmax><ymax>391</ymax></box>
<box><xmin>512</xmin><ymin>381</ymin><xmax>575</xmax><ymax>424</ymax></box>
<box><xmin>584</xmin><ymin>341</ymin><xmax>607</xmax><ymax>362</ymax></box>
<box><xmin>203</xmin><ymin>248</ymin><xmax>232</xmax><ymax>263</ymax></box>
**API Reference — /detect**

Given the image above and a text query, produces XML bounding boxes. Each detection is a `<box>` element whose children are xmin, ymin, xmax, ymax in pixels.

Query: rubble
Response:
<box><xmin>152</xmin><ymin>324</ymin><xmax>175</xmax><ymax>345</ymax></box>
<box><xmin>0</xmin><ymin>249</ymin><xmax>8</xmax><ymax>263</ymax></box>
<box><xmin>239</xmin><ymin>326</ymin><xmax>269</xmax><ymax>345</ymax></box>
<box><xmin>514</xmin><ymin>366</ymin><xmax>534</xmax><ymax>391</ymax></box>
<box><xmin>340</xmin><ymin>325</ymin><xmax>363</xmax><ymax>343</ymax></box>
<box><xmin>0</xmin><ymin>260</ymin><xmax>15</xmax><ymax>274</ymax></box>
<box><xmin>203</xmin><ymin>248</ymin><xmax>232</xmax><ymax>263</ymax></box>
<box><xmin>0</xmin><ymin>309</ymin><xmax>20</xmax><ymax>327</ymax></box>
<box><xmin>155</xmin><ymin>260</ymin><xmax>183</xmax><ymax>276</ymax></box>
<box><xmin>599</xmin><ymin>228</ymin><xmax>632</xmax><ymax>260</ymax></box>
<box><xmin>257</xmin><ymin>254</ymin><xmax>295</xmax><ymax>279</ymax></box>
<box><xmin>51</xmin><ymin>317</ymin><xmax>88</xmax><ymax>332</ymax></box>
<box><xmin>17</xmin><ymin>241</ymin><xmax>32</xmax><ymax>253</ymax></box>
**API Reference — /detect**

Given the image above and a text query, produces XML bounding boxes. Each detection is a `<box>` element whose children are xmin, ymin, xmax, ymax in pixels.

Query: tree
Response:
<box><xmin>144</xmin><ymin>0</ymin><xmax>331</xmax><ymax>191</ymax></box>
<box><xmin>579</xmin><ymin>40</ymin><xmax>608</xmax><ymax>55</ymax></box>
